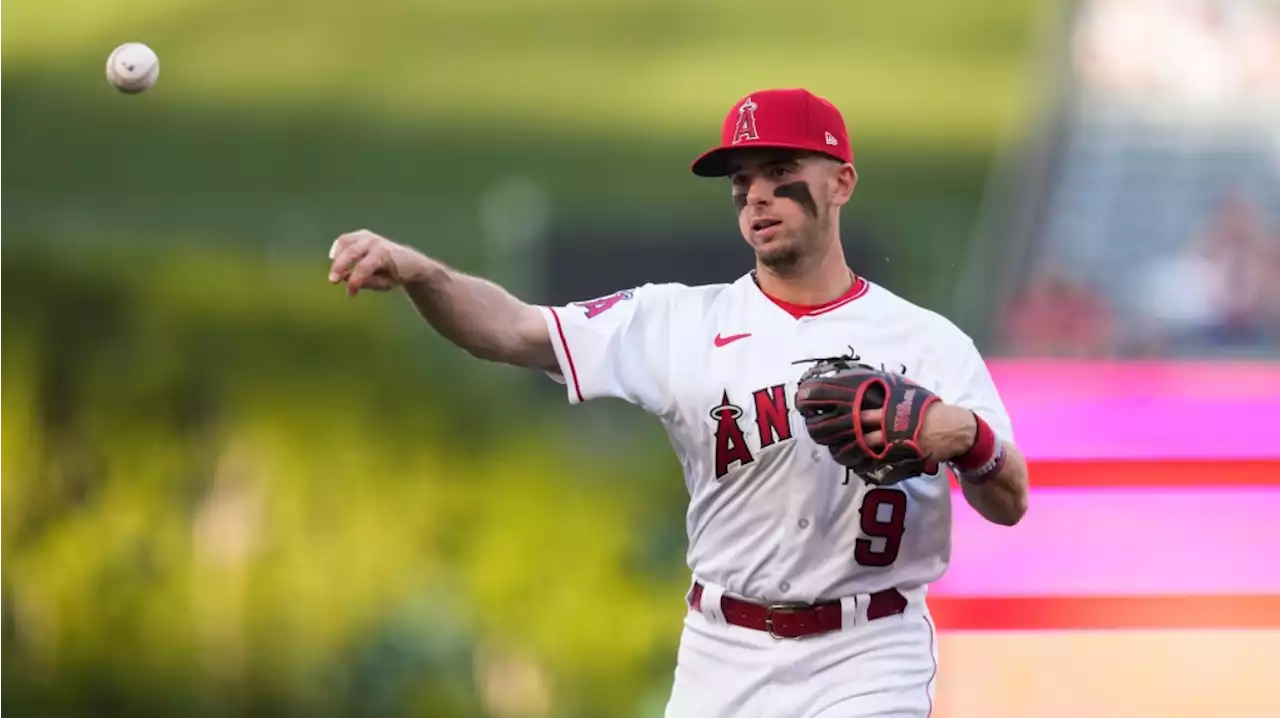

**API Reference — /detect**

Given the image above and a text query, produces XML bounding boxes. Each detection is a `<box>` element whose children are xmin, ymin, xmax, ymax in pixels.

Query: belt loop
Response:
<box><xmin>848</xmin><ymin>592</ymin><xmax>875</xmax><ymax>627</ymax></box>
<box><xmin>697</xmin><ymin>581</ymin><xmax>727</xmax><ymax>625</ymax></box>
<box><xmin>839</xmin><ymin>594</ymin><xmax>861</xmax><ymax>628</ymax></box>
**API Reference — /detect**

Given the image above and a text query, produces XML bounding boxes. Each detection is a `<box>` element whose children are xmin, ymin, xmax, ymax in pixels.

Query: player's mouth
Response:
<box><xmin>751</xmin><ymin>218</ymin><xmax>783</xmax><ymax>239</ymax></box>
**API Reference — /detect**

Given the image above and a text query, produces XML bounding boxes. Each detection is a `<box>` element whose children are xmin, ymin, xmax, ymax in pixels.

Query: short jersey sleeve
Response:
<box><xmin>539</xmin><ymin>283</ymin><xmax>679</xmax><ymax>415</ymax></box>
<box><xmin>933</xmin><ymin>332</ymin><xmax>1016</xmax><ymax>445</ymax></box>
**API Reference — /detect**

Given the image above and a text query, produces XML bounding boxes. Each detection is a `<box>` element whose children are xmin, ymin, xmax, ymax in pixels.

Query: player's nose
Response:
<box><xmin>744</xmin><ymin>180</ymin><xmax>774</xmax><ymax>207</ymax></box>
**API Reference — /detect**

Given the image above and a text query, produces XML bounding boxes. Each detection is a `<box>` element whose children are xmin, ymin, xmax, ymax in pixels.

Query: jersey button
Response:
<box><xmin>798</xmin><ymin>518</ymin><xmax>810</xmax><ymax>529</ymax></box>
<box><xmin>779</xmin><ymin>581</ymin><xmax>791</xmax><ymax>592</ymax></box>
<box><xmin>811</xmin><ymin>450</ymin><xmax>822</xmax><ymax>462</ymax></box>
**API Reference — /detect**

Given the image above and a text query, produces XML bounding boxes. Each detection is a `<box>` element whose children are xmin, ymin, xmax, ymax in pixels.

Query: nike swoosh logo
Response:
<box><xmin>714</xmin><ymin>332</ymin><xmax>752</xmax><ymax>347</ymax></box>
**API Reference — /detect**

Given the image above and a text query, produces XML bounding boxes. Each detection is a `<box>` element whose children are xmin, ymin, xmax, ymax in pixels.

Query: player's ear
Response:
<box><xmin>829</xmin><ymin>162</ymin><xmax>857</xmax><ymax>207</ymax></box>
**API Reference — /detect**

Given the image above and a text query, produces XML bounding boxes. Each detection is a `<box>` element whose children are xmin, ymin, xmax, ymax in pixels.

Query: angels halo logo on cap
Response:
<box><xmin>732</xmin><ymin>97</ymin><xmax>760</xmax><ymax>144</ymax></box>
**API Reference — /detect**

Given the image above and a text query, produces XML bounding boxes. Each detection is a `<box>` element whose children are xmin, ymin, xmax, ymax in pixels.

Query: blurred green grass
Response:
<box><xmin>3</xmin><ymin>243</ymin><xmax>690</xmax><ymax>717</ymax></box>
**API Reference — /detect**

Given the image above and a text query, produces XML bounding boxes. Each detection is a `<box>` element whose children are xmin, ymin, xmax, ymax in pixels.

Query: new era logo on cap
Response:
<box><xmin>690</xmin><ymin>88</ymin><xmax>854</xmax><ymax>177</ymax></box>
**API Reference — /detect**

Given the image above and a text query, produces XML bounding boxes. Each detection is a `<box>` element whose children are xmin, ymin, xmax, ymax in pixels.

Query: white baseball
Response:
<box><xmin>106</xmin><ymin>43</ymin><xmax>160</xmax><ymax>94</ymax></box>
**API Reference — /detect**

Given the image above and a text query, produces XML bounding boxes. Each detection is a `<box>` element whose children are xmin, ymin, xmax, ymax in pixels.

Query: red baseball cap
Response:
<box><xmin>690</xmin><ymin>88</ymin><xmax>853</xmax><ymax>177</ymax></box>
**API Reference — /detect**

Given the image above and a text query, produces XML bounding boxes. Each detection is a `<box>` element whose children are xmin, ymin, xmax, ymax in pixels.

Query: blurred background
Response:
<box><xmin>4</xmin><ymin>0</ymin><xmax>1279</xmax><ymax>716</ymax></box>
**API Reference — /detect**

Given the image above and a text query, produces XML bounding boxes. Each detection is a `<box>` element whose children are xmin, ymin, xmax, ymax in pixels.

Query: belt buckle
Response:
<box><xmin>764</xmin><ymin>602</ymin><xmax>812</xmax><ymax>640</ymax></box>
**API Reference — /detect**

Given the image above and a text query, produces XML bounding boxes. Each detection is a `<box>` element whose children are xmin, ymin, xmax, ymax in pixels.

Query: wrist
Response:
<box><xmin>951</xmin><ymin>411</ymin><xmax>1006</xmax><ymax>485</ymax></box>
<box><xmin>924</xmin><ymin>404</ymin><xmax>978</xmax><ymax>461</ymax></box>
<box><xmin>400</xmin><ymin>248</ymin><xmax>444</xmax><ymax>285</ymax></box>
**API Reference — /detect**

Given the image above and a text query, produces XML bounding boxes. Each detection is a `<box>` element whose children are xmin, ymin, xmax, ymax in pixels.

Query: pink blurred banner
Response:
<box><xmin>934</xmin><ymin>487</ymin><xmax>1280</xmax><ymax>597</ymax></box>
<box><xmin>989</xmin><ymin>361</ymin><xmax>1280</xmax><ymax>459</ymax></box>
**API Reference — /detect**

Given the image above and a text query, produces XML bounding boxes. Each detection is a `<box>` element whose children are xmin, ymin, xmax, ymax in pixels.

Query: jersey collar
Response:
<box><xmin>749</xmin><ymin>270</ymin><xmax>870</xmax><ymax>319</ymax></box>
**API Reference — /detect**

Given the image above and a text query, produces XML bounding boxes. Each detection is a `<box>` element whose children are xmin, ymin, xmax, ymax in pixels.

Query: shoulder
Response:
<box><xmin>863</xmin><ymin>282</ymin><xmax>978</xmax><ymax>359</ymax></box>
<box><xmin>631</xmin><ymin>280</ymin><xmax>736</xmax><ymax>312</ymax></box>
<box><xmin>861</xmin><ymin>285</ymin><xmax>992</xmax><ymax>400</ymax></box>
<box><xmin>877</xmin><ymin>288</ymin><xmax>998</xmax><ymax>404</ymax></box>
<box><xmin>552</xmin><ymin>280</ymin><xmax>732</xmax><ymax>324</ymax></box>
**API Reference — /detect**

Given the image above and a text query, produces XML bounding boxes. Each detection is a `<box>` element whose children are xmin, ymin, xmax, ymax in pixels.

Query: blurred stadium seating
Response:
<box><xmin>984</xmin><ymin>0</ymin><xmax>1280</xmax><ymax>358</ymax></box>
<box><xmin>941</xmin><ymin>5</ymin><xmax>1280</xmax><ymax>716</ymax></box>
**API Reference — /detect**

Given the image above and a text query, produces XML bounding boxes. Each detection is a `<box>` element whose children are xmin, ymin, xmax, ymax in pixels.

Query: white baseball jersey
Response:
<box><xmin>540</xmin><ymin>272</ymin><xmax>1014</xmax><ymax>603</ymax></box>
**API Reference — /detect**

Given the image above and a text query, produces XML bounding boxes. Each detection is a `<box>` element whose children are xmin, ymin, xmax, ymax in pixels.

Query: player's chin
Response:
<box><xmin>756</xmin><ymin>242</ymin><xmax>803</xmax><ymax>272</ymax></box>
<box><xmin>747</xmin><ymin>226</ymin><xmax>790</xmax><ymax>252</ymax></box>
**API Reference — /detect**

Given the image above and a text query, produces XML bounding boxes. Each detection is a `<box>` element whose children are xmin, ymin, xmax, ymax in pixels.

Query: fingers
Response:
<box><xmin>328</xmin><ymin>230</ymin><xmax>401</xmax><ymax>296</ymax></box>
<box><xmin>329</xmin><ymin>241</ymin><xmax>368</xmax><ymax>284</ymax></box>
<box><xmin>345</xmin><ymin>248</ymin><xmax>389</xmax><ymax>296</ymax></box>
<box><xmin>859</xmin><ymin>409</ymin><xmax>884</xmax><ymax>449</ymax></box>
<box><xmin>358</xmin><ymin>275</ymin><xmax>398</xmax><ymax>292</ymax></box>
<box><xmin>328</xmin><ymin>230</ymin><xmax>379</xmax><ymax>283</ymax></box>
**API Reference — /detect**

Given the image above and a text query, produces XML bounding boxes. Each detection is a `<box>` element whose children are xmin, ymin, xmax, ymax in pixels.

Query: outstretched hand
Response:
<box><xmin>328</xmin><ymin>229</ymin><xmax>424</xmax><ymax>296</ymax></box>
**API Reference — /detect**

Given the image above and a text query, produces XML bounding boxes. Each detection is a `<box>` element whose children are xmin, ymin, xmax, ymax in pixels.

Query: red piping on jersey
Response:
<box><xmin>758</xmin><ymin>274</ymin><xmax>869</xmax><ymax>319</ymax></box>
<box><xmin>547</xmin><ymin>307</ymin><xmax>584</xmax><ymax>403</ymax></box>
<box><xmin>923</xmin><ymin>613</ymin><xmax>937</xmax><ymax>718</ymax></box>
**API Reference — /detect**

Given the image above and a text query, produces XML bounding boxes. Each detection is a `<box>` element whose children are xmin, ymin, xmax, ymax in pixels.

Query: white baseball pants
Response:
<box><xmin>663</xmin><ymin>582</ymin><xmax>939</xmax><ymax>718</ymax></box>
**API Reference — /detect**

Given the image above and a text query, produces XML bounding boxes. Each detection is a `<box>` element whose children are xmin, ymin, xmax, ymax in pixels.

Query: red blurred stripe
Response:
<box><xmin>1014</xmin><ymin>459</ymin><xmax>1280</xmax><ymax>487</ymax></box>
<box><xmin>928</xmin><ymin>595</ymin><xmax>1280</xmax><ymax>630</ymax></box>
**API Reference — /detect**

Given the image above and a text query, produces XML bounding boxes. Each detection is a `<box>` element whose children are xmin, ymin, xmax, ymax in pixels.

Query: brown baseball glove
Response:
<box><xmin>795</xmin><ymin>352</ymin><xmax>941</xmax><ymax>486</ymax></box>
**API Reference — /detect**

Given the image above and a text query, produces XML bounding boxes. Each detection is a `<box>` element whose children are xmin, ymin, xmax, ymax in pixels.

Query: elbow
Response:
<box><xmin>463</xmin><ymin>343</ymin><xmax>496</xmax><ymax>360</ymax></box>
<box><xmin>465</xmin><ymin>341</ymin><xmax>528</xmax><ymax>367</ymax></box>
<box><xmin>464</xmin><ymin>341</ymin><xmax>505</xmax><ymax>363</ymax></box>
<box><xmin>466</xmin><ymin>320</ymin><xmax>552</xmax><ymax>371</ymax></box>
<box><xmin>992</xmin><ymin>446</ymin><xmax>1029</xmax><ymax>526</ymax></box>
<box><xmin>993</xmin><ymin>493</ymin><xmax>1028</xmax><ymax>527</ymax></box>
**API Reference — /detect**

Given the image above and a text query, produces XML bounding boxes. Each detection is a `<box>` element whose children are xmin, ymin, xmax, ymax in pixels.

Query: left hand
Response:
<box><xmin>857</xmin><ymin>403</ymin><xmax>975</xmax><ymax>462</ymax></box>
<box><xmin>795</xmin><ymin>356</ymin><xmax>969</xmax><ymax>486</ymax></box>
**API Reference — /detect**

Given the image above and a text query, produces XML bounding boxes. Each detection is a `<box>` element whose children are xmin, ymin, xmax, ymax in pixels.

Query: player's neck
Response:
<box><xmin>754</xmin><ymin>244</ymin><xmax>854</xmax><ymax>307</ymax></box>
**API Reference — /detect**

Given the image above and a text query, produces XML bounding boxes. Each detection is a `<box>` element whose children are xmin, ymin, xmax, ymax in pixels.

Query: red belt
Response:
<box><xmin>689</xmin><ymin>582</ymin><xmax>908</xmax><ymax>639</ymax></box>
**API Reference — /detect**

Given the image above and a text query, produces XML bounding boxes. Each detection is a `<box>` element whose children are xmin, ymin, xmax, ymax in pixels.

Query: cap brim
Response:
<box><xmin>689</xmin><ymin>142</ymin><xmax>846</xmax><ymax>177</ymax></box>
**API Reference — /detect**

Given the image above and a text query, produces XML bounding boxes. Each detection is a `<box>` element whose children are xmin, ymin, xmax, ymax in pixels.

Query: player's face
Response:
<box><xmin>727</xmin><ymin>150</ymin><xmax>850</xmax><ymax>273</ymax></box>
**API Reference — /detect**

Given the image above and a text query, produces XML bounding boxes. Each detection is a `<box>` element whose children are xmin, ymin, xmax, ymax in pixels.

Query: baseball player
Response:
<box><xmin>327</xmin><ymin>88</ymin><xmax>1029</xmax><ymax>718</ymax></box>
